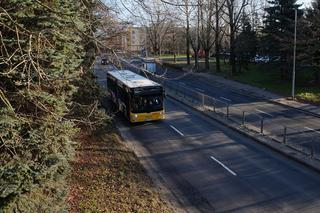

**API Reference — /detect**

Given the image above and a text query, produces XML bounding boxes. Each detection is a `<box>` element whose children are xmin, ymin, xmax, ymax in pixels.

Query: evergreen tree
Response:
<box><xmin>262</xmin><ymin>0</ymin><xmax>303</xmax><ymax>62</ymax></box>
<box><xmin>300</xmin><ymin>0</ymin><xmax>320</xmax><ymax>66</ymax></box>
<box><xmin>0</xmin><ymin>0</ymin><xmax>98</xmax><ymax>211</ymax></box>
<box><xmin>298</xmin><ymin>0</ymin><xmax>320</xmax><ymax>84</ymax></box>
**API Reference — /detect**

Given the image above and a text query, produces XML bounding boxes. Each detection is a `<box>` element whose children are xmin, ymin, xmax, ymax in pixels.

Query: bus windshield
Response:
<box><xmin>132</xmin><ymin>94</ymin><xmax>163</xmax><ymax>113</ymax></box>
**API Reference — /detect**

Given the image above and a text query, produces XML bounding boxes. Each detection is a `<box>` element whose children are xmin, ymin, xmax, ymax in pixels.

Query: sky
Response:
<box><xmin>104</xmin><ymin>0</ymin><xmax>314</xmax><ymax>8</ymax></box>
<box><xmin>103</xmin><ymin>0</ymin><xmax>314</xmax><ymax>22</ymax></box>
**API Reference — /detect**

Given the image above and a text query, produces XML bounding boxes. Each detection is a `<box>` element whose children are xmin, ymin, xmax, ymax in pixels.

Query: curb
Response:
<box><xmin>167</xmin><ymin>94</ymin><xmax>320</xmax><ymax>174</ymax></box>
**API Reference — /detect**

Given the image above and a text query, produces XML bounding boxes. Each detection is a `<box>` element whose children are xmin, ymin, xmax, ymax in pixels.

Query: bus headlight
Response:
<box><xmin>131</xmin><ymin>114</ymin><xmax>138</xmax><ymax>121</ymax></box>
<box><xmin>131</xmin><ymin>114</ymin><xmax>138</xmax><ymax>119</ymax></box>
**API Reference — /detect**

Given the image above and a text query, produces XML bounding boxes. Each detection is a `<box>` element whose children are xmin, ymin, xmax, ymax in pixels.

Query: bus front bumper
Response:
<box><xmin>130</xmin><ymin>110</ymin><xmax>165</xmax><ymax>123</ymax></box>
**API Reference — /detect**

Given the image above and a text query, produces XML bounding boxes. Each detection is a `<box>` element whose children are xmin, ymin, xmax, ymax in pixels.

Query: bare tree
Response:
<box><xmin>223</xmin><ymin>0</ymin><xmax>249</xmax><ymax>76</ymax></box>
<box><xmin>162</xmin><ymin>22</ymin><xmax>185</xmax><ymax>61</ymax></box>
<box><xmin>133</xmin><ymin>0</ymin><xmax>175</xmax><ymax>55</ymax></box>
<box><xmin>199</xmin><ymin>0</ymin><xmax>216</xmax><ymax>69</ymax></box>
<box><xmin>188</xmin><ymin>0</ymin><xmax>202</xmax><ymax>69</ymax></box>
<box><xmin>214</xmin><ymin>0</ymin><xmax>226</xmax><ymax>72</ymax></box>
<box><xmin>95</xmin><ymin>2</ymin><xmax>130</xmax><ymax>51</ymax></box>
<box><xmin>159</xmin><ymin>0</ymin><xmax>195</xmax><ymax>64</ymax></box>
<box><xmin>184</xmin><ymin>0</ymin><xmax>192</xmax><ymax>64</ymax></box>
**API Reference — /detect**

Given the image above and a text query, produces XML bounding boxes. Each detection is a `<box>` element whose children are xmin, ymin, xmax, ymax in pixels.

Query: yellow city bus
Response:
<box><xmin>107</xmin><ymin>70</ymin><xmax>165</xmax><ymax>123</ymax></box>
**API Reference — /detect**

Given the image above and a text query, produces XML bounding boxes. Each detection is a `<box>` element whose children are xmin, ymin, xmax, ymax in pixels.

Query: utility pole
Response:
<box><xmin>292</xmin><ymin>8</ymin><xmax>297</xmax><ymax>99</ymax></box>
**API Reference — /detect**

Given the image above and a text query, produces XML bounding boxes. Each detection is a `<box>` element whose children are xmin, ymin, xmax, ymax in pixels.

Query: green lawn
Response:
<box><xmin>148</xmin><ymin>54</ymin><xmax>187</xmax><ymax>59</ymax></box>
<box><xmin>166</xmin><ymin>60</ymin><xmax>320</xmax><ymax>104</ymax></box>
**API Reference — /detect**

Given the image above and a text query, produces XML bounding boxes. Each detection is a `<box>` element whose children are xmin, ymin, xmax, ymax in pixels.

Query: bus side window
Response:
<box><xmin>118</xmin><ymin>86</ymin><xmax>130</xmax><ymax>117</ymax></box>
<box><xmin>107</xmin><ymin>76</ymin><xmax>116</xmax><ymax>93</ymax></box>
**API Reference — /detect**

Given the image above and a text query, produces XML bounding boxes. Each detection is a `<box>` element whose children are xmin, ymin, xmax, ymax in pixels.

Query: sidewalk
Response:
<box><xmin>195</xmin><ymin>72</ymin><xmax>320</xmax><ymax>117</ymax></box>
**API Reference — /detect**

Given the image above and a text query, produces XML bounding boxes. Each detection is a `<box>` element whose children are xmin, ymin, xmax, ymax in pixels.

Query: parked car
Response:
<box><xmin>251</xmin><ymin>55</ymin><xmax>270</xmax><ymax>63</ymax></box>
<box><xmin>261</xmin><ymin>56</ymin><xmax>270</xmax><ymax>63</ymax></box>
<box><xmin>270</xmin><ymin>56</ymin><xmax>281</xmax><ymax>62</ymax></box>
<box><xmin>252</xmin><ymin>55</ymin><xmax>262</xmax><ymax>63</ymax></box>
<box><xmin>101</xmin><ymin>58</ymin><xmax>109</xmax><ymax>65</ymax></box>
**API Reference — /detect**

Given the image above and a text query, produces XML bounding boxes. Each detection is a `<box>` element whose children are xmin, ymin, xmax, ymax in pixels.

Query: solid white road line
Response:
<box><xmin>210</xmin><ymin>156</ymin><xmax>237</xmax><ymax>176</ymax></box>
<box><xmin>304</xmin><ymin>126</ymin><xmax>320</xmax><ymax>134</ymax></box>
<box><xmin>170</xmin><ymin>125</ymin><xmax>184</xmax><ymax>136</ymax></box>
<box><xmin>255</xmin><ymin>109</ymin><xmax>273</xmax><ymax>117</ymax></box>
<box><xmin>220</xmin><ymin>97</ymin><xmax>232</xmax><ymax>102</ymax></box>
<box><xmin>196</xmin><ymin>88</ymin><xmax>205</xmax><ymax>93</ymax></box>
<box><xmin>179</xmin><ymin>82</ymin><xmax>187</xmax><ymax>86</ymax></box>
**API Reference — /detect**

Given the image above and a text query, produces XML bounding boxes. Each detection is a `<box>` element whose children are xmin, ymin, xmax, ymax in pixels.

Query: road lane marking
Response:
<box><xmin>304</xmin><ymin>127</ymin><xmax>320</xmax><ymax>134</ymax></box>
<box><xmin>196</xmin><ymin>88</ymin><xmax>205</xmax><ymax>93</ymax></box>
<box><xmin>210</xmin><ymin>156</ymin><xmax>237</xmax><ymax>176</ymax></box>
<box><xmin>179</xmin><ymin>82</ymin><xmax>187</xmax><ymax>86</ymax></box>
<box><xmin>220</xmin><ymin>97</ymin><xmax>232</xmax><ymax>102</ymax></box>
<box><xmin>170</xmin><ymin>125</ymin><xmax>184</xmax><ymax>136</ymax></box>
<box><xmin>255</xmin><ymin>109</ymin><xmax>273</xmax><ymax>117</ymax></box>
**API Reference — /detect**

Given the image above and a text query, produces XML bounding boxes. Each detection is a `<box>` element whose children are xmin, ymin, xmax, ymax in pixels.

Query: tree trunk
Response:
<box><xmin>314</xmin><ymin>70</ymin><xmax>319</xmax><ymax>85</ymax></box>
<box><xmin>238</xmin><ymin>60</ymin><xmax>242</xmax><ymax>73</ymax></box>
<box><xmin>215</xmin><ymin>1</ymin><xmax>221</xmax><ymax>72</ymax></box>
<box><xmin>215</xmin><ymin>42</ymin><xmax>221</xmax><ymax>72</ymax></box>
<box><xmin>186</xmin><ymin>32</ymin><xmax>190</xmax><ymax>65</ymax></box>
<box><xmin>186</xmin><ymin>20</ymin><xmax>190</xmax><ymax>65</ymax></box>
<box><xmin>186</xmin><ymin>0</ymin><xmax>190</xmax><ymax>65</ymax></box>
<box><xmin>194</xmin><ymin>50</ymin><xmax>199</xmax><ymax>71</ymax></box>
<box><xmin>205</xmin><ymin>50</ymin><xmax>210</xmax><ymax>70</ymax></box>
<box><xmin>230</xmin><ymin>29</ymin><xmax>236</xmax><ymax>76</ymax></box>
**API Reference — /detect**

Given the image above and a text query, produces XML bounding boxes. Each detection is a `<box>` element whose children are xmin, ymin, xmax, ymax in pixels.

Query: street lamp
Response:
<box><xmin>292</xmin><ymin>8</ymin><xmax>297</xmax><ymax>99</ymax></box>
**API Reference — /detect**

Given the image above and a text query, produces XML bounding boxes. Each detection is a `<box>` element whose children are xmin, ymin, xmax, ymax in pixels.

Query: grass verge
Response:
<box><xmin>67</xmin><ymin>123</ymin><xmax>174</xmax><ymax>213</ymax></box>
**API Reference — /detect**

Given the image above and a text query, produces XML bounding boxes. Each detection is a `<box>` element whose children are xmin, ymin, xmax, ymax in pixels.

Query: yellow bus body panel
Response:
<box><xmin>130</xmin><ymin>110</ymin><xmax>165</xmax><ymax>123</ymax></box>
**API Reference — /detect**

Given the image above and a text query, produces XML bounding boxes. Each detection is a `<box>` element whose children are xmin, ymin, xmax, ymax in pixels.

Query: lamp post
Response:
<box><xmin>292</xmin><ymin>8</ymin><xmax>297</xmax><ymax>99</ymax></box>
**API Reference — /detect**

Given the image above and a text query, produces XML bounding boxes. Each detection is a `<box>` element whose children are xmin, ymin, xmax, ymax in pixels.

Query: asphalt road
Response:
<box><xmin>118</xmin><ymin>97</ymin><xmax>320</xmax><ymax>213</ymax></box>
<box><xmin>156</xmin><ymin>65</ymin><xmax>320</xmax><ymax>156</ymax></box>
<box><xmin>95</xmin><ymin>61</ymin><xmax>320</xmax><ymax>212</ymax></box>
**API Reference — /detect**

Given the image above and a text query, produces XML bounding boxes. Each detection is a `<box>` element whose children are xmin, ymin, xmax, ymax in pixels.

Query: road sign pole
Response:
<box><xmin>283</xmin><ymin>126</ymin><xmax>287</xmax><ymax>144</ymax></box>
<box><xmin>202</xmin><ymin>94</ymin><xmax>205</xmax><ymax>109</ymax></box>
<box><xmin>242</xmin><ymin>111</ymin><xmax>245</xmax><ymax>126</ymax></box>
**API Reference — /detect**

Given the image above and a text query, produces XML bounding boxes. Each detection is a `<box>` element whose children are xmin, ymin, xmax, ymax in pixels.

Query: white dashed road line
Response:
<box><xmin>210</xmin><ymin>156</ymin><xmax>237</xmax><ymax>176</ymax></box>
<box><xmin>170</xmin><ymin>125</ymin><xmax>184</xmax><ymax>136</ymax></box>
